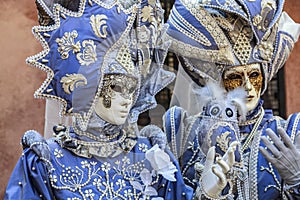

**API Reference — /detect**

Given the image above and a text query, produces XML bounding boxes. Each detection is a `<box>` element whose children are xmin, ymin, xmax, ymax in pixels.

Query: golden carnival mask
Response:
<box><xmin>222</xmin><ymin>63</ymin><xmax>263</xmax><ymax>112</ymax></box>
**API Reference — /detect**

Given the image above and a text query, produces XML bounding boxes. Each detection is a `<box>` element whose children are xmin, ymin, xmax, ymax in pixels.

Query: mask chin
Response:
<box><xmin>99</xmin><ymin>110</ymin><xmax>127</xmax><ymax>125</ymax></box>
<box><xmin>245</xmin><ymin>94</ymin><xmax>261</xmax><ymax>113</ymax></box>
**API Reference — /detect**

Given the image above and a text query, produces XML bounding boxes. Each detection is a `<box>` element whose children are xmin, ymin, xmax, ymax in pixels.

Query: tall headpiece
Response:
<box><xmin>167</xmin><ymin>0</ymin><xmax>300</xmax><ymax>93</ymax></box>
<box><xmin>28</xmin><ymin>0</ymin><xmax>174</xmax><ymax>131</ymax></box>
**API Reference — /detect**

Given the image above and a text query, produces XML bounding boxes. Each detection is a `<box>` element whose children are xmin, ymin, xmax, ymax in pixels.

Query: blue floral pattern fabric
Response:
<box><xmin>5</xmin><ymin>136</ymin><xmax>193</xmax><ymax>200</ymax></box>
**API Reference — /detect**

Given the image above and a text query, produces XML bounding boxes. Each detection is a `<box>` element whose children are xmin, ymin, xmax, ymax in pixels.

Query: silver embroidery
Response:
<box><xmin>76</xmin><ymin>40</ymin><xmax>97</xmax><ymax>66</ymax></box>
<box><xmin>60</xmin><ymin>74</ymin><xmax>87</xmax><ymax>94</ymax></box>
<box><xmin>90</xmin><ymin>14</ymin><xmax>108</xmax><ymax>38</ymax></box>
<box><xmin>49</xmin><ymin>147</ymin><xmax>163</xmax><ymax>199</ymax></box>
<box><xmin>56</xmin><ymin>30</ymin><xmax>81</xmax><ymax>59</ymax></box>
<box><xmin>260</xmin><ymin>163</ymin><xmax>281</xmax><ymax>192</ymax></box>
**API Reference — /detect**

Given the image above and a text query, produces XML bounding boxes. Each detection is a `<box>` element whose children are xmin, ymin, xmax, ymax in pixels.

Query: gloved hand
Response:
<box><xmin>259</xmin><ymin>128</ymin><xmax>300</xmax><ymax>185</ymax></box>
<box><xmin>22</xmin><ymin>130</ymin><xmax>50</xmax><ymax>161</ymax></box>
<box><xmin>140</xmin><ymin>125</ymin><xmax>167</xmax><ymax>150</ymax></box>
<box><xmin>199</xmin><ymin>141</ymin><xmax>238</xmax><ymax>199</ymax></box>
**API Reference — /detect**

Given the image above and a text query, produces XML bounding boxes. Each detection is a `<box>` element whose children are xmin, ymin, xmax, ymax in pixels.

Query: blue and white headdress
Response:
<box><xmin>28</xmin><ymin>0</ymin><xmax>174</xmax><ymax>132</ymax></box>
<box><xmin>167</xmin><ymin>0</ymin><xmax>300</xmax><ymax>93</ymax></box>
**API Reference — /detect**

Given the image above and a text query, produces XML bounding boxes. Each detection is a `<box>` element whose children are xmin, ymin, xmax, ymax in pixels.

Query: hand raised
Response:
<box><xmin>259</xmin><ymin>128</ymin><xmax>300</xmax><ymax>185</ymax></box>
<box><xmin>199</xmin><ymin>141</ymin><xmax>238</xmax><ymax>199</ymax></box>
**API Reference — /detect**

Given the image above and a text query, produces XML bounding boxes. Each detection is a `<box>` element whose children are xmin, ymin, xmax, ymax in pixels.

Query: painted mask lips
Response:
<box><xmin>120</xmin><ymin>110</ymin><xmax>129</xmax><ymax>117</ymax></box>
<box><xmin>247</xmin><ymin>95</ymin><xmax>254</xmax><ymax>101</ymax></box>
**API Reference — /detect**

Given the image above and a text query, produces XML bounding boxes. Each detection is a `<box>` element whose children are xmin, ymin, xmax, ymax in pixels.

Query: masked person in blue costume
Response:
<box><xmin>4</xmin><ymin>0</ymin><xmax>194</xmax><ymax>199</ymax></box>
<box><xmin>164</xmin><ymin>0</ymin><xmax>300</xmax><ymax>199</ymax></box>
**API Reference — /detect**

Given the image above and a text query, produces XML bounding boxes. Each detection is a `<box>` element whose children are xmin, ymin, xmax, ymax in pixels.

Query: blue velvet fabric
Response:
<box><xmin>5</xmin><ymin>136</ymin><xmax>193</xmax><ymax>200</ymax></box>
<box><xmin>164</xmin><ymin>105</ymin><xmax>300</xmax><ymax>199</ymax></box>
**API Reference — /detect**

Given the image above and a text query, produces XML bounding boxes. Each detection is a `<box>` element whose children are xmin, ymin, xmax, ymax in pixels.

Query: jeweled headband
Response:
<box><xmin>167</xmin><ymin>0</ymin><xmax>300</xmax><ymax>93</ymax></box>
<box><xmin>28</xmin><ymin>0</ymin><xmax>175</xmax><ymax>130</ymax></box>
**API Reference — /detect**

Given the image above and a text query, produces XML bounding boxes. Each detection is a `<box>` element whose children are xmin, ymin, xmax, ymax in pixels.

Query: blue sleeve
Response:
<box><xmin>161</xmin><ymin>169</ymin><xmax>194</xmax><ymax>200</ymax></box>
<box><xmin>164</xmin><ymin>106</ymin><xmax>183</xmax><ymax>143</ymax></box>
<box><xmin>163</xmin><ymin>106</ymin><xmax>185</xmax><ymax>159</ymax></box>
<box><xmin>4</xmin><ymin>148</ymin><xmax>54</xmax><ymax>200</ymax></box>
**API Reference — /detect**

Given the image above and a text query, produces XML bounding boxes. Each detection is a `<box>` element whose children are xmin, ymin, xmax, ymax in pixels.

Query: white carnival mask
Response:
<box><xmin>95</xmin><ymin>74</ymin><xmax>137</xmax><ymax>125</ymax></box>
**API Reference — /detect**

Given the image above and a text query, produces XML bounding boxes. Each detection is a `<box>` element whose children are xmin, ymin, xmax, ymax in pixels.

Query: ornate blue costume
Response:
<box><xmin>164</xmin><ymin>103</ymin><xmax>300</xmax><ymax>199</ymax></box>
<box><xmin>6</xmin><ymin>132</ymin><xmax>192</xmax><ymax>199</ymax></box>
<box><xmin>5</xmin><ymin>0</ymin><xmax>193</xmax><ymax>199</ymax></box>
<box><xmin>164</xmin><ymin>0</ymin><xmax>300</xmax><ymax>199</ymax></box>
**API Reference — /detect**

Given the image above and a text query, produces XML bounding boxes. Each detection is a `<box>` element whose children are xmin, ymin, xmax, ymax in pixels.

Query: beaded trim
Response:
<box><xmin>180</xmin><ymin>113</ymin><xmax>198</xmax><ymax>157</ymax></box>
<box><xmin>72</xmin><ymin>125</ymin><xmax>123</xmax><ymax>142</ymax></box>
<box><xmin>248</xmin><ymin>127</ymin><xmax>262</xmax><ymax>199</ymax></box>
<box><xmin>169</xmin><ymin>6</ymin><xmax>211</xmax><ymax>47</ymax></box>
<box><xmin>76</xmin><ymin>7</ymin><xmax>138</xmax><ymax>131</ymax></box>
<box><xmin>55</xmin><ymin>126</ymin><xmax>137</xmax><ymax>158</ymax></box>
<box><xmin>26</xmin><ymin>0</ymin><xmax>139</xmax><ymax>131</ymax></box>
<box><xmin>69</xmin><ymin>133</ymin><xmax>127</xmax><ymax>147</ymax></box>
<box><xmin>180</xmin><ymin>0</ymin><xmax>230</xmax><ymax>49</ymax></box>
<box><xmin>36</xmin><ymin>0</ymin><xmax>54</xmax><ymax>18</ymax></box>
<box><xmin>241</xmin><ymin>108</ymin><xmax>264</xmax><ymax>152</ymax></box>
<box><xmin>270</xmin><ymin>33</ymin><xmax>295</xmax><ymax>81</ymax></box>
<box><xmin>285</xmin><ymin>112</ymin><xmax>300</xmax><ymax>142</ymax></box>
<box><xmin>170</xmin><ymin>107</ymin><xmax>179</xmax><ymax>159</ymax></box>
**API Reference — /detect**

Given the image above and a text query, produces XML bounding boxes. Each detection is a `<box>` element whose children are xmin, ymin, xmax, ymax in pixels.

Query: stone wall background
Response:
<box><xmin>0</xmin><ymin>0</ymin><xmax>45</xmax><ymax>196</ymax></box>
<box><xmin>0</xmin><ymin>0</ymin><xmax>299</xmax><ymax>198</ymax></box>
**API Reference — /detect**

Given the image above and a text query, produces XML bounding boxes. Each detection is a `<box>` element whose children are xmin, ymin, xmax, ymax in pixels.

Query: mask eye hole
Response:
<box><xmin>227</xmin><ymin>73</ymin><xmax>242</xmax><ymax>80</ymax></box>
<box><xmin>249</xmin><ymin>71</ymin><xmax>259</xmax><ymax>78</ymax></box>
<box><xmin>110</xmin><ymin>85</ymin><xmax>122</xmax><ymax>93</ymax></box>
<box><xmin>226</xmin><ymin>108</ymin><xmax>233</xmax><ymax>117</ymax></box>
<box><xmin>210</xmin><ymin>106</ymin><xmax>220</xmax><ymax>116</ymax></box>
